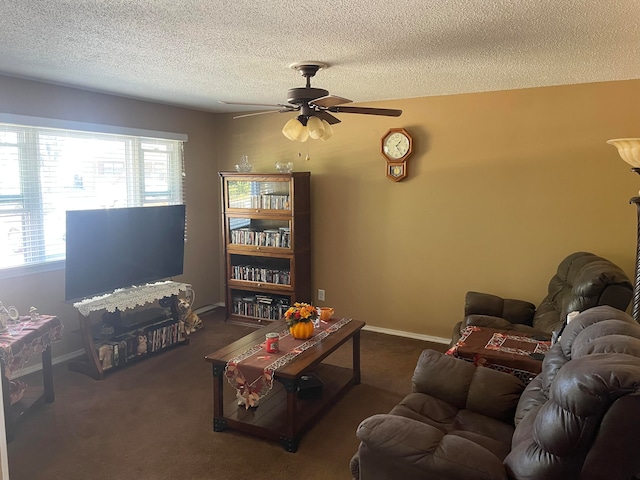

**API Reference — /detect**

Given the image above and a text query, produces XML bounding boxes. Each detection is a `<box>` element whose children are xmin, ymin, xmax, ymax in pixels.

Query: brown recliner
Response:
<box><xmin>450</xmin><ymin>251</ymin><xmax>633</xmax><ymax>346</ymax></box>
<box><xmin>351</xmin><ymin>305</ymin><xmax>640</xmax><ymax>480</ymax></box>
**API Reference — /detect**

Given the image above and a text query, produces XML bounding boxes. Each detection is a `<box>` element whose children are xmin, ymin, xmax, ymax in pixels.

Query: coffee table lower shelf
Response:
<box><xmin>214</xmin><ymin>363</ymin><xmax>355</xmax><ymax>452</ymax></box>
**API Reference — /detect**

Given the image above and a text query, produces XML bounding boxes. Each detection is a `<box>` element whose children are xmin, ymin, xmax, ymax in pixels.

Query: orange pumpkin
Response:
<box><xmin>289</xmin><ymin>321</ymin><xmax>314</xmax><ymax>340</ymax></box>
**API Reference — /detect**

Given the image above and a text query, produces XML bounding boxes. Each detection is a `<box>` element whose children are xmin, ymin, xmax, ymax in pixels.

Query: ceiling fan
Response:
<box><xmin>220</xmin><ymin>61</ymin><xmax>402</xmax><ymax>141</ymax></box>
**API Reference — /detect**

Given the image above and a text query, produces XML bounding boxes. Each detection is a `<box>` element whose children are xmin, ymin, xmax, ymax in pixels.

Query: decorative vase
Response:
<box><xmin>235</xmin><ymin>155</ymin><xmax>252</xmax><ymax>172</ymax></box>
<box><xmin>289</xmin><ymin>321</ymin><xmax>314</xmax><ymax>340</ymax></box>
<box><xmin>284</xmin><ymin>302</ymin><xmax>318</xmax><ymax>339</ymax></box>
<box><xmin>275</xmin><ymin>161</ymin><xmax>293</xmax><ymax>173</ymax></box>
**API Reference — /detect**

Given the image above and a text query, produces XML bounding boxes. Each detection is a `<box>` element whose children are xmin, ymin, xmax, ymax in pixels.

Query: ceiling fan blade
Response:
<box><xmin>311</xmin><ymin>95</ymin><xmax>352</xmax><ymax>108</ymax></box>
<box><xmin>220</xmin><ymin>100</ymin><xmax>293</xmax><ymax>109</ymax></box>
<box><xmin>232</xmin><ymin>110</ymin><xmax>282</xmax><ymax>119</ymax></box>
<box><xmin>314</xmin><ymin>111</ymin><xmax>341</xmax><ymax>125</ymax></box>
<box><xmin>328</xmin><ymin>106</ymin><xmax>402</xmax><ymax>117</ymax></box>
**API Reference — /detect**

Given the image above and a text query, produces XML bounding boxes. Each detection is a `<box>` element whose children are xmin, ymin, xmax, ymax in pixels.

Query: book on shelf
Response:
<box><xmin>95</xmin><ymin>319</ymin><xmax>183</xmax><ymax>365</ymax></box>
<box><xmin>248</xmin><ymin>193</ymin><xmax>290</xmax><ymax>210</ymax></box>
<box><xmin>113</xmin><ymin>333</ymin><xmax>138</xmax><ymax>361</ymax></box>
<box><xmin>231</xmin><ymin>264</ymin><xmax>291</xmax><ymax>285</ymax></box>
<box><xmin>230</xmin><ymin>227</ymin><xmax>290</xmax><ymax>248</ymax></box>
<box><xmin>144</xmin><ymin>319</ymin><xmax>181</xmax><ymax>353</ymax></box>
<box><xmin>231</xmin><ymin>293</ymin><xmax>291</xmax><ymax>320</ymax></box>
<box><xmin>97</xmin><ymin>343</ymin><xmax>114</xmax><ymax>370</ymax></box>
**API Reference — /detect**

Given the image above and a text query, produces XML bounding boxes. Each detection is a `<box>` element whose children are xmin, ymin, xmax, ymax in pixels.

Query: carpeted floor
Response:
<box><xmin>7</xmin><ymin>309</ymin><xmax>448</xmax><ymax>480</ymax></box>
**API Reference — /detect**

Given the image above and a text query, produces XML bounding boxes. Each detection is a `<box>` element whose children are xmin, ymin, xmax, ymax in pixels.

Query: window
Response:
<box><xmin>0</xmin><ymin>118</ymin><xmax>186</xmax><ymax>274</ymax></box>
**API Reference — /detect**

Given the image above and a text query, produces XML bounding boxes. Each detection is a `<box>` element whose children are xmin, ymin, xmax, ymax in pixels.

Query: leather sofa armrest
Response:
<box><xmin>464</xmin><ymin>314</ymin><xmax>518</xmax><ymax>330</ymax></box>
<box><xmin>355</xmin><ymin>414</ymin><xmax>508</xmax><ymax>480</ymax></box>
<box><xmin>465</xmin><ymin>291</ymin><xmax>535</xmax><ymax>326</ymax></box>
<box><xmin>463</xmin><ymin>315</ymin><xmax>551</xmax><ymax>339</ymax></box>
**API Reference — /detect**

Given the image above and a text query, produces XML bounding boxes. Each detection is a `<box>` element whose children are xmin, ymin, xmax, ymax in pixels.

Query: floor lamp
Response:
<box><xmin>607</xmin><ymin>138</ymin><xmax>640</xmax><ymax>322</ymax></box>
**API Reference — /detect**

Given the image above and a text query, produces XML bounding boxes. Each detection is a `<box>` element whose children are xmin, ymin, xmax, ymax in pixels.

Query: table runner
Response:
<box><xmin>0</xmin><ymin>315</ymin><xmax>64</xmax><ymax>377</ymax></box>
<box><xmin>446</xmin><ymin>325</ymin><xmax>551</xmax><ymax>384</ymax></box>
<box><xmin>73</xmin><ymin>281</ymin><xmax>191</xmax><ymax>316</ymax></box>
<box><xmin>225</xmin><ymin>318</ymin><xmax>352</xmax><ymax>408</ymax></box>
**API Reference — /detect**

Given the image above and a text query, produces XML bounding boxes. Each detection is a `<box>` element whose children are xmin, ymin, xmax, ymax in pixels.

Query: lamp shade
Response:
<box><xmin>282</xmin><ymin>117</ymin><xmax>309</xmax><ymax>142</ymax></box>
<box><xmin>319</xmin><ymin>119</ymin><xmax>333</xmax><ymax>140</ymax></box>
<box><xmin>282</xmin><ymin>114</ymin><xmax>334</xmax><ymax>142</ymax></box>
<box><xmin>307</xmin><ymin>116</ymin><xmax>325</xmax><ymax>139</ymax></box>
<box><xmin>607</xmin><ymin>138</ymin><xmax>640</xmax><ymax>168</ymax></box>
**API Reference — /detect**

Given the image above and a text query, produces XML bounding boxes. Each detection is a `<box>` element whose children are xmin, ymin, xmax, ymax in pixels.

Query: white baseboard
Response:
<box><xmin>362</xmin><ymin>325</ymin><xmax>451</xmax><ymax>345</ymax></box>
<box><xmin>193</xmin><ymin>304</ymin><xmax>220</xmax><ymax>315</ymax></box>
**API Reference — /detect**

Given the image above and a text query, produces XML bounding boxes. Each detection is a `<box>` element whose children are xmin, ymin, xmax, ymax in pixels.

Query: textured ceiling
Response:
<box><xmin>1</xmin><ymin>0</ymin><xmax>639</xmax><ymax>114</ymax></box>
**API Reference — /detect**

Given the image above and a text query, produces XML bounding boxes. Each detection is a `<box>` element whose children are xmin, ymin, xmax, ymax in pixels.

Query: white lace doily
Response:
<box><xmin>73</xmin><ymin>281</ymin><xmax>191</xmax><ymax>316</ymax></box>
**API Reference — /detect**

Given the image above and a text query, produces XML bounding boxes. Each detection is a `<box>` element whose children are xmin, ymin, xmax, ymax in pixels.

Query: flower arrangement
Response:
<box><xmin>284</xmin><ymin>302</ymin><xmax>318</xmax><ymax>326</ymax></box>
<box><xmin>284</xmin><ymin>302</ymin><xmax>318</xmax><ymax>340</ymax></box>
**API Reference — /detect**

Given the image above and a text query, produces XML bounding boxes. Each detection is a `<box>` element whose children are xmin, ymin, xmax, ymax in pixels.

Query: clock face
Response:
<box><xmin>383</xmin><ymin>131</ymin><xmax>410</xmax><ymax>160</ymax></box>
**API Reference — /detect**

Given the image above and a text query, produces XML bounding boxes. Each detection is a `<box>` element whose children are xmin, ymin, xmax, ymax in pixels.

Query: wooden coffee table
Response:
<box><xmin>205</xmin><ymin>318</ymin><xmax>365</xmax><ymax>452</ymax></box>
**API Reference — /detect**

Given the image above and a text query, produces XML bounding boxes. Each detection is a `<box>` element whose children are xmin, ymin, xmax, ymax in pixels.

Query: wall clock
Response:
<box><xmin>381</xmin><ymin>128</ymin><xmax>412</xmax><ymax>182</ymax></box>
<box><xmin>381</xmin><ymin>128</ymin><xmax>413</xmax><ymax>162</ymax></box>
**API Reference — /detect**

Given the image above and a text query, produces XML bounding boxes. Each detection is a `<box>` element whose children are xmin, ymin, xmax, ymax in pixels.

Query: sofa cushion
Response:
<box><xmin>412</xmin><ymin>349</ymin><xmax>525</xmax><ymax>422</ymax></box>
<box><xmin>451</xmin><ymin>410</ymin><xmax>515</xmax><ymax>449</ymax></box>
<box><xmin>465</xmin><ymin>291</ymin><xmax>535</xmax><ymax>326</ymax></box>
<box><xmin>389</xmin><ymin>392</ymin><xmax>515</xmax><ymax>449</ymax></box>
<box><xmin>466</xmin><ymin>366</ymin><xmax>525</xmax><ymax>423</ymax></box>
<box><xmin>390</xmin><ymin>392</ymin><xmax>458</xmax><ymax>429</ymax></box>
<box><xmin>356</xmin><ymin>414</ymin><xmax>509</xmax><ymax>480</ymax></box>
<box><xmin>412</xmin><ymin>349</ymin><xmax>476</xmax><ymax>409</ymax></box>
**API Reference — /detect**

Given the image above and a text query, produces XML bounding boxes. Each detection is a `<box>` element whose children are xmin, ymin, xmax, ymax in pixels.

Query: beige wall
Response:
<box><xmin>218</xmin><ymin>79</ymin><xmax>640</xmax><ymax>339</ymax></box>
<box><xmin>1</xmin><ymin>75</ymin><xmax>639</xmax><ymax>362</ymax></box>
<box><xmin>0</xmin><ymin>76</ymin><xmax>222</xmax><ymax>359</ymax></box>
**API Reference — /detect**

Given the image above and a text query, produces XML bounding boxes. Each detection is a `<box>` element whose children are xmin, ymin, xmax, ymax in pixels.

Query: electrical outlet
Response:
<box><xmin>317</xmin><ymin>289</ymin><xmax>325</xmax><ymax>301</ymax></box>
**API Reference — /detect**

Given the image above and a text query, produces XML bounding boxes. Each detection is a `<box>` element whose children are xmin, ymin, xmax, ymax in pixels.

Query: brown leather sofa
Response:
<box><xmin>351</xmin><ymin>305</ymin><xmax>640</xmax><ymax>480</ymax></box>
<box><xmin>450</xmin><ymin>251</ymin><xmax>633</xmax><ymax>346</ymax></box>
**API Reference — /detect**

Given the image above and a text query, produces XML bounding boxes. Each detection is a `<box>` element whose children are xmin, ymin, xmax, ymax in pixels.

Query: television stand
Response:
<box><xmin>68</xmin><ymin>281</ymin><xmax>192</xmax><ymax>380</ymax></box>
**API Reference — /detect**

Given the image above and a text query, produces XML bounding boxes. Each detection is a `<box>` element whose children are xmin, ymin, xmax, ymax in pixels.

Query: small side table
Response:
<box><xmin>446</xmin><ymin>325</ymin><xmax>550</xmax><ymax>384</ymax></box>
<box><xmin>0</xmin><ymin>315</ymin><xmax>63</xmax><ymax>441</ymax></box>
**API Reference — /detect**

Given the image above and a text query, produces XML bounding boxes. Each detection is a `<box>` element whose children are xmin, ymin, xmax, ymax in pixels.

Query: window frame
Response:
<box><xmin>0</xmin><ymin>114</ymin><xmax>187</xmax><ymax>280</ymax></box>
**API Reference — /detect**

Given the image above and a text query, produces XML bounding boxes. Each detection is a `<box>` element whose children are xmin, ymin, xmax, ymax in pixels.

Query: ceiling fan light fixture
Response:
<box><xmin>297</xmin><ymin>127</ymin><xmax>309</xmax><ymax>142</ymax></box>
<box><xmin>307</xmin><ymin>115</ymin><xmax>325</xmax><ymax>139</ymax></box>
<box><xmin>282</xmin><ymin>114</ymin><xmax>333</xmax><ymax>142</ymax></box>
<box><xmin>282</xmin><ymin>116</ymin><xmax>307</xmax><ymax>141</ymax></box>
<box><xmin>319</xmin><ymin>119</ymin><xmax>333</xmax><ymax>140</ymax></box>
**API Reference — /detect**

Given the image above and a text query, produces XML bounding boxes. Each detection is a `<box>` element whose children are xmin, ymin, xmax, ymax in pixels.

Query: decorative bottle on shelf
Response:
<box><xmin>235</xmin><ymin>155</ymin><xmax>252</xmax><ymax>173</ymax></box>
<box><xmin>275</xmin><ymin>161</ymin><xmax>293</xmax><ymax>173</ymax></box>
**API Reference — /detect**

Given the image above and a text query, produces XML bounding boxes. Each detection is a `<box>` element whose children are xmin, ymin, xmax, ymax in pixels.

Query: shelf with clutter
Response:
<box><xmin>68</xmin><ymin>281</ymin><xmax>202</xmax><ymax>380</ymax></box>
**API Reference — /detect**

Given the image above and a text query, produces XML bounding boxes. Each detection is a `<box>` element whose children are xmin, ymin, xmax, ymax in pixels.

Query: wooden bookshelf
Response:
<box><xmin>219</xmin><ymin>172</ymin><xmax>311</xmax><ymax>327</ymax></box>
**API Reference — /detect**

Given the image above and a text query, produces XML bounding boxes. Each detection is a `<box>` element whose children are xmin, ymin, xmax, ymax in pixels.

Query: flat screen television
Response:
<box><xmin>65</xmin><ymin>205</ymin><xmax>186</xmax><ymax>302</ymax></box>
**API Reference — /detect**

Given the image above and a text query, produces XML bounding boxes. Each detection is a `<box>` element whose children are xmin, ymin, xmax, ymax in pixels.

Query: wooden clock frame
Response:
<box><xmin>381</xmin><ymin>128</ymin><xmax>413</xmax><ymax>182</ymax></box>
<box><xmin>386</xmin><ymin>162</ymin><xmax>407</xmax><ymax>182</ymax></box>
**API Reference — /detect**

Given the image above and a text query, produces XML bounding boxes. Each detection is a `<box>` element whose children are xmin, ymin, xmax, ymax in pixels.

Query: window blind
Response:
<box><xmin>0</xmin><ymin>121</ymin><xmax>186</xmax><ymax>273</ymax></box>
